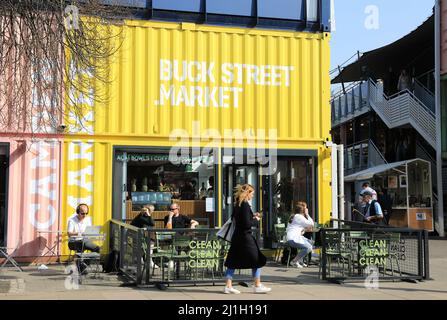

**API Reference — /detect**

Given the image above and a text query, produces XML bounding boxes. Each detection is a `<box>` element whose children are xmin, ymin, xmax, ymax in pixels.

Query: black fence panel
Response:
<box><xmin>110</xmin><ymin>220</ymin><xmax>252</xmax><ymax>286</ymax></box>
<box><xmin>144</xmin><ymin>228</ymin><xmax>252</xmax><ymax>286</ymax></box>
<box><xmin>109</xmin><ymin>220</ymin><xmax>143</xmax><ymax>283</ymax></box>
<box><xmin>320</xmin><ymin>226</ymin><xmax>430</xmax><ymax>283</ymax></box>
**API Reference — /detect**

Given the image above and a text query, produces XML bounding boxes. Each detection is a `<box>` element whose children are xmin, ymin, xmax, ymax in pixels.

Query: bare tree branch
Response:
<box><xmin>0</xmin><ymin>0</ymin><xmax>129</xmax><ymax>136</ymax></box>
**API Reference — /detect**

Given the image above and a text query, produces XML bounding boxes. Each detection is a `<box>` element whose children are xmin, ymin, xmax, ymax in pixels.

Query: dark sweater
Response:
<box><xmin>130</xmin><ymin>214</ymin><xmax>155</xmax><ymax>229</ymax></box>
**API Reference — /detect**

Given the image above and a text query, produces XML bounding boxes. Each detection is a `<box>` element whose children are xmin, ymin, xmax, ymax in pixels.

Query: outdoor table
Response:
<box><xmin>0</xmin><ymin>246</ymin><xmax>23</xmax><ymax>272</ymax></box>
<box><xmin>36</xmin><ymin>230</ymin><xmax>64</xmax><ymax>264</ymax></box>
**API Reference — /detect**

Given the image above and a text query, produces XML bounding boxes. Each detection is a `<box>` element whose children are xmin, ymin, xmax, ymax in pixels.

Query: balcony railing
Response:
<box><xmin>332</xmin><ymin>79</ymin><xmax>436</xmax><ymax>149</ymax></box>
<box><xmin>344</xmin><ymin>139</ymin><xmax>387</xmax><ymax>176</ymax></box>
<box><xmin>331</xmin><ymin>81</ymin><xmax>370</xmax><ymax>126</ymax></box>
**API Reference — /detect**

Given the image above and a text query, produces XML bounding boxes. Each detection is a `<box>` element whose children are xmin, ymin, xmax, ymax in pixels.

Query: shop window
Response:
<box><xmin>207</xmin><ymin>0</ymin><xmax>255</xmax><ymax>16</ymax></box>
<box><xmin>114</xmin><ymin>150</ymin><xmax>215</xmax><ymax>227</ymax></box>
<box><xmin>272</xmin><ymin>158</ymin><xmax>314</xmax><ymax>226</ymax></box>
<box><xmin>258</xmin><ymin>0</ymin><xmax>303</xmax><ymax>20</ymax></box>
<box><xmin>152</xmin><ymin>0</ymin><xmax>204</xmax><ymax>13</ymax></box>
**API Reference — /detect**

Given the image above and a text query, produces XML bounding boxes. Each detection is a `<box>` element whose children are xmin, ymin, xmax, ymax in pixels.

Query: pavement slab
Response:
<box><xmin>0</xmin><ymin>240</ymin><xmax>446</xmax><ymax>300</ymax></box>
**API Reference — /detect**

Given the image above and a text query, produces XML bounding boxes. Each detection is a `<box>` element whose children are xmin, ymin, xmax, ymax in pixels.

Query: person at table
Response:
<box><xmin>286</xmin><ymin>204</ymin><xmax>314</xmax><ymax>268</ymax></box>
<box><xmin>67</xmin><ymin>204</ymin><xmax>100</xmax><ymax>274</ymax></box>
<box><xmin>67</xmin><ymin>204</ymin><xmax>100</xmax><ymax>254</ymax></box>
<box><xmin>296</xmin><ymin>201</ymin><xmax>315</xmax><ymax>265</ymax></box>
<box><xmin>164</xmin><ymin>203</ymin><xmax>199</xmax><ymax>229</ymax></box>
<box><xmin>362</xmin><ymin>191</ymin><xmax>385</xmax><ymax>224</ymax></box>
<box><xmin>131</xmin><ymin>205</ymin><xmax>159</xmax><ymax>269</ymax></box>
<box><xmin>130</xmin><ymin>205</ymin><xmax>155</xmax><ymax>229</ymax></box>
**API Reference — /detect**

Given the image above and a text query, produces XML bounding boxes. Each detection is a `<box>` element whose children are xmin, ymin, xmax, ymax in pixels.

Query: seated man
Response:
<box><xmin>67</xmin><ymin>204</ymin><xmax>100</xmax><ymax>273</ymax></box>
<box><xmin>164</xmin><ymin>203</ymin><xmax>199</xmax><ymax>229</ymax></box>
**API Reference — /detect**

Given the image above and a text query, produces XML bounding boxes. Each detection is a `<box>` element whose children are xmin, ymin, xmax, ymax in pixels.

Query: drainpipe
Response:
<box><xmin>435</xmin><ymin>0</ymin><xmax>445</xmax><ymax>236</ymax></box>
<box><xmin>338</xmin><ymin>145</ymin><xmax>345</xmax><ymax>222</ymax></box>
<box><xmin>329</xmin><ymin>142</ymin><xmax>339</xmax><ymax>228</ymax></box>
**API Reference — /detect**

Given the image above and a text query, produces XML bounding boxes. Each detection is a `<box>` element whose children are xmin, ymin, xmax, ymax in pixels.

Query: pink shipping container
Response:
<box><xmin>0</xmin><ymin>137</ymin><xmax>62</xmax><ymax>262</ymax></box>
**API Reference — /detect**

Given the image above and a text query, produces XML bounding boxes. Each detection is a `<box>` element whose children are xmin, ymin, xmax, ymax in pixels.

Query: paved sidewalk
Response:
<box><xmin>1</xmin><ymin>240</ymin><xmax>446</xmax><ymax>300</ymax></box>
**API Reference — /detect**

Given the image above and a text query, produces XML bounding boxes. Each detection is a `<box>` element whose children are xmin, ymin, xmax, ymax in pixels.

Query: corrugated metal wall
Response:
<box><xmin>60</xmin><ymin>20</ymin><xmax>333</xmax><ymax>253</ymax></box>
<box><xmin>1</xmin><ymin>138</ymin><xmax>61</xmax><ymax>259</ymax></box>
<box><xmin>2</xmin><ymin>20</ymin><xmax>331</xmax><ymax>259</ymax></box>
<box><xmin>60</xmin><ymin>140</ymin><xmax>112</xmax><ymax>256</ymax></box>
<box><xmin>93</xmin><ymin>20</ymin><xmax>331</xmax><ymax>144</ymax></box>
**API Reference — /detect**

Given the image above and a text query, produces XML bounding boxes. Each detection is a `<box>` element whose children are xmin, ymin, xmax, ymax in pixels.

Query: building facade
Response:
<box><xmin>331</xmin><ymin>14</ymin><xmax>440</xmax><ymax>232</ymax></box>
<box><xmin>0</xmin><ymin>0</ymin><xmax>333</xmax><ymax>260</ymax></box>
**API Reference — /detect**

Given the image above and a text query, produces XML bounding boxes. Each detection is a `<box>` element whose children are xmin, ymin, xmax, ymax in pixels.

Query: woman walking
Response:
<box><xmin>223</xmin><ymin>184</ymin><xmax>271</xmax><ymax>294</ymax></box>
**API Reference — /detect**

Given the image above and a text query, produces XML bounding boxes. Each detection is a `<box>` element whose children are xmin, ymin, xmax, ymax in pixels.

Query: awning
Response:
<box><xmin>344</xmin><ymin>161</ymin><xmax>409</xmax><ymax>182</ymax></box>
<box><xmin>332</xmin><ymin>14</ymin><xmax>434</xmax><ymax>84</ymax></box>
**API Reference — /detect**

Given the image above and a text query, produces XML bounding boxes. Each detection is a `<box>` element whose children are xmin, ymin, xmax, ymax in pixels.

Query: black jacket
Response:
<box><xmin>224</xmin><ymin>201</ymin><xmax>267</xmax><ymax>269</ymax></box>
<box><xmin>130</xmin><ymin>214</ymin><xmax>155</xmax><ymax>229</ymax></box>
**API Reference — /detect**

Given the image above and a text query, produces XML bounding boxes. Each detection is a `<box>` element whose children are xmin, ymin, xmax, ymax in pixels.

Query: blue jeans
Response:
<box><xmin>287</xmin><ymin>238</ymin><xmax>313</xmax><ymax>263</ymax></box>
<box><xmin>225</xmin><ymin>268</ymin><xmax>261</xmax><ymax>280</ymax></box>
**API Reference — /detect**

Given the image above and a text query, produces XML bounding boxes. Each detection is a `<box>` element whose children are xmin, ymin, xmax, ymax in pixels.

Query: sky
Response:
<box><xmin>330</xmin><ymin>0</ymin><xmax>434</xmax><ymax>74</ymax></box>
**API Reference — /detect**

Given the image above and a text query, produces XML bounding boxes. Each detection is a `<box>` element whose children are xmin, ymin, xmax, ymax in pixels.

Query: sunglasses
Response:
<box><xmin>79</xmin><ymin>212</ymin><xmax>88</xmax><ymax>216</ymax></box>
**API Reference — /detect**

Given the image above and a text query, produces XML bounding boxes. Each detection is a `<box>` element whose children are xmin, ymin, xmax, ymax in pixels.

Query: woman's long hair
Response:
<box><xmin>289</xmin><ymin>204</ymin><xmax>305</xmax><ymax>224</ymax></box>
<box><xmin>296</xmin><ymin>201</ymin><xmax>307</xmax><ymax>209</ymax></box>
<box><xmin>233</xmin><ymin>184</ymin><xmax>254</xmax><ymax>207</ymax></box>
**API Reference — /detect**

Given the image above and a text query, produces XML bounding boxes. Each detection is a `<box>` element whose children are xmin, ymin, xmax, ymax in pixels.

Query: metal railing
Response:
<box><xmin>109</xmin><ymin>220</ymin><xmax>144</xmax><ymax>284</ymax></box>
<box><xmin>414</xmin><ymin>79</ymin><xmax>435</xmax><ymax>113</ymax></box>
<box><xmin>331</xmin><ymin>79</ymin><xmax>436</xmax><ymax>149</ymax></box>
<box><xmin>344</xmin><ymin>139</ymin><xmax>387</xmax><ymax>175</ymax></box>
<box><xmin>368</xmin><ymin>80</ymin><xmax>436</xmax><ymax>148</ymax></box>
<box><xmin>320</xmin><ymin>224</ymin><xmax>430</xmax><ymax>283</ymax></box>
<box><xmin>109</xmin><ymin>220</ymin><xmax>253</xmax><ymax>286</ymax></box>
<box><xmin>331</xmin><ymin>81</ymin><xmax>370</xmax><ymax>126</ymax></box>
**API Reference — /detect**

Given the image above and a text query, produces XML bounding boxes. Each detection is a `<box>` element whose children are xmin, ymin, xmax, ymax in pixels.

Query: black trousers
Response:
<box><xmin>68</xmin><ymin>240</ymin><xmax>100</xmax><ymax>274</ymax></box>
<box><xmin>68</xmin><ymin>240</ymin><xmax>100</xmax><ymax>253</ymax></box>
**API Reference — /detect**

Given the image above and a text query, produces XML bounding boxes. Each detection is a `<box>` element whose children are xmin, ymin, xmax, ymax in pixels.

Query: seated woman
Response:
<box><xmin>296</xmin><ymin>201</ymin><xmax>315</xmax><ymax>265</ymax></box>
<box><xmin>130</xmin><ymin>205</ymin><xmax>155</xmax><ymax>229</ymax></box>
<box><xmin>130</xmin><ymin>205</ymin><xmax>158</xmax><ymax>269</ymax></box>
<box><xmin>286</xmin><ymin>204</ymin><xmax>314</xmax><ymax>268</ymax></box>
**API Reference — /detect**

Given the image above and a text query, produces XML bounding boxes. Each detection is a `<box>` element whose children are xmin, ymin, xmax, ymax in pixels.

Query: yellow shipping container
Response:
<box><xmin>61</xmin><ymin>19</ymin><xmax>332</xmax><ymax>255</ymax></box>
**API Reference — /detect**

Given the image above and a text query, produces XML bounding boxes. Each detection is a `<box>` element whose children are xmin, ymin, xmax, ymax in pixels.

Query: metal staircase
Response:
<box><xmin>368</xmin><ymin>80</ymin><xmax>436</xmax><ymax>149</ymax></box>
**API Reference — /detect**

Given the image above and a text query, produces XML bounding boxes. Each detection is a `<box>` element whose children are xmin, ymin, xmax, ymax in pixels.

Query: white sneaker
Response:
<box><xmin>224</xmin><ymin>286</ymin><xmax>241</xmax><ymax>294</ymax></box>
<box><xmin>292</xmin><ymin>262</ymin><xmax>304</xmax><ymax>268</ymax></box>
<box><xmin>253</xmin><ymin>284</ymin><xmax>272</xmax><ymax>294</ymax></box>
<box><xmin>301</xmin><ymin>262</ymin><xmax>308</xmax><ymax>267</ymax></box>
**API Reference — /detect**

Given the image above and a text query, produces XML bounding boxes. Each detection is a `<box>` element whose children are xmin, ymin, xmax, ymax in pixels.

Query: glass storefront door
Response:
<box><xmin>271</xmin><ymin>157</ymin><xmax>315</xmax><ymax>227</ymax></box>
<box><xmin>222</xmin><ymin>155</ymin><xmax>315</xmax><ymax>249</ymax></box>
<box><xmin>223</xmin><ymin>165</ymin><xmax>261</xmax><ymax>221</ymax></box>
